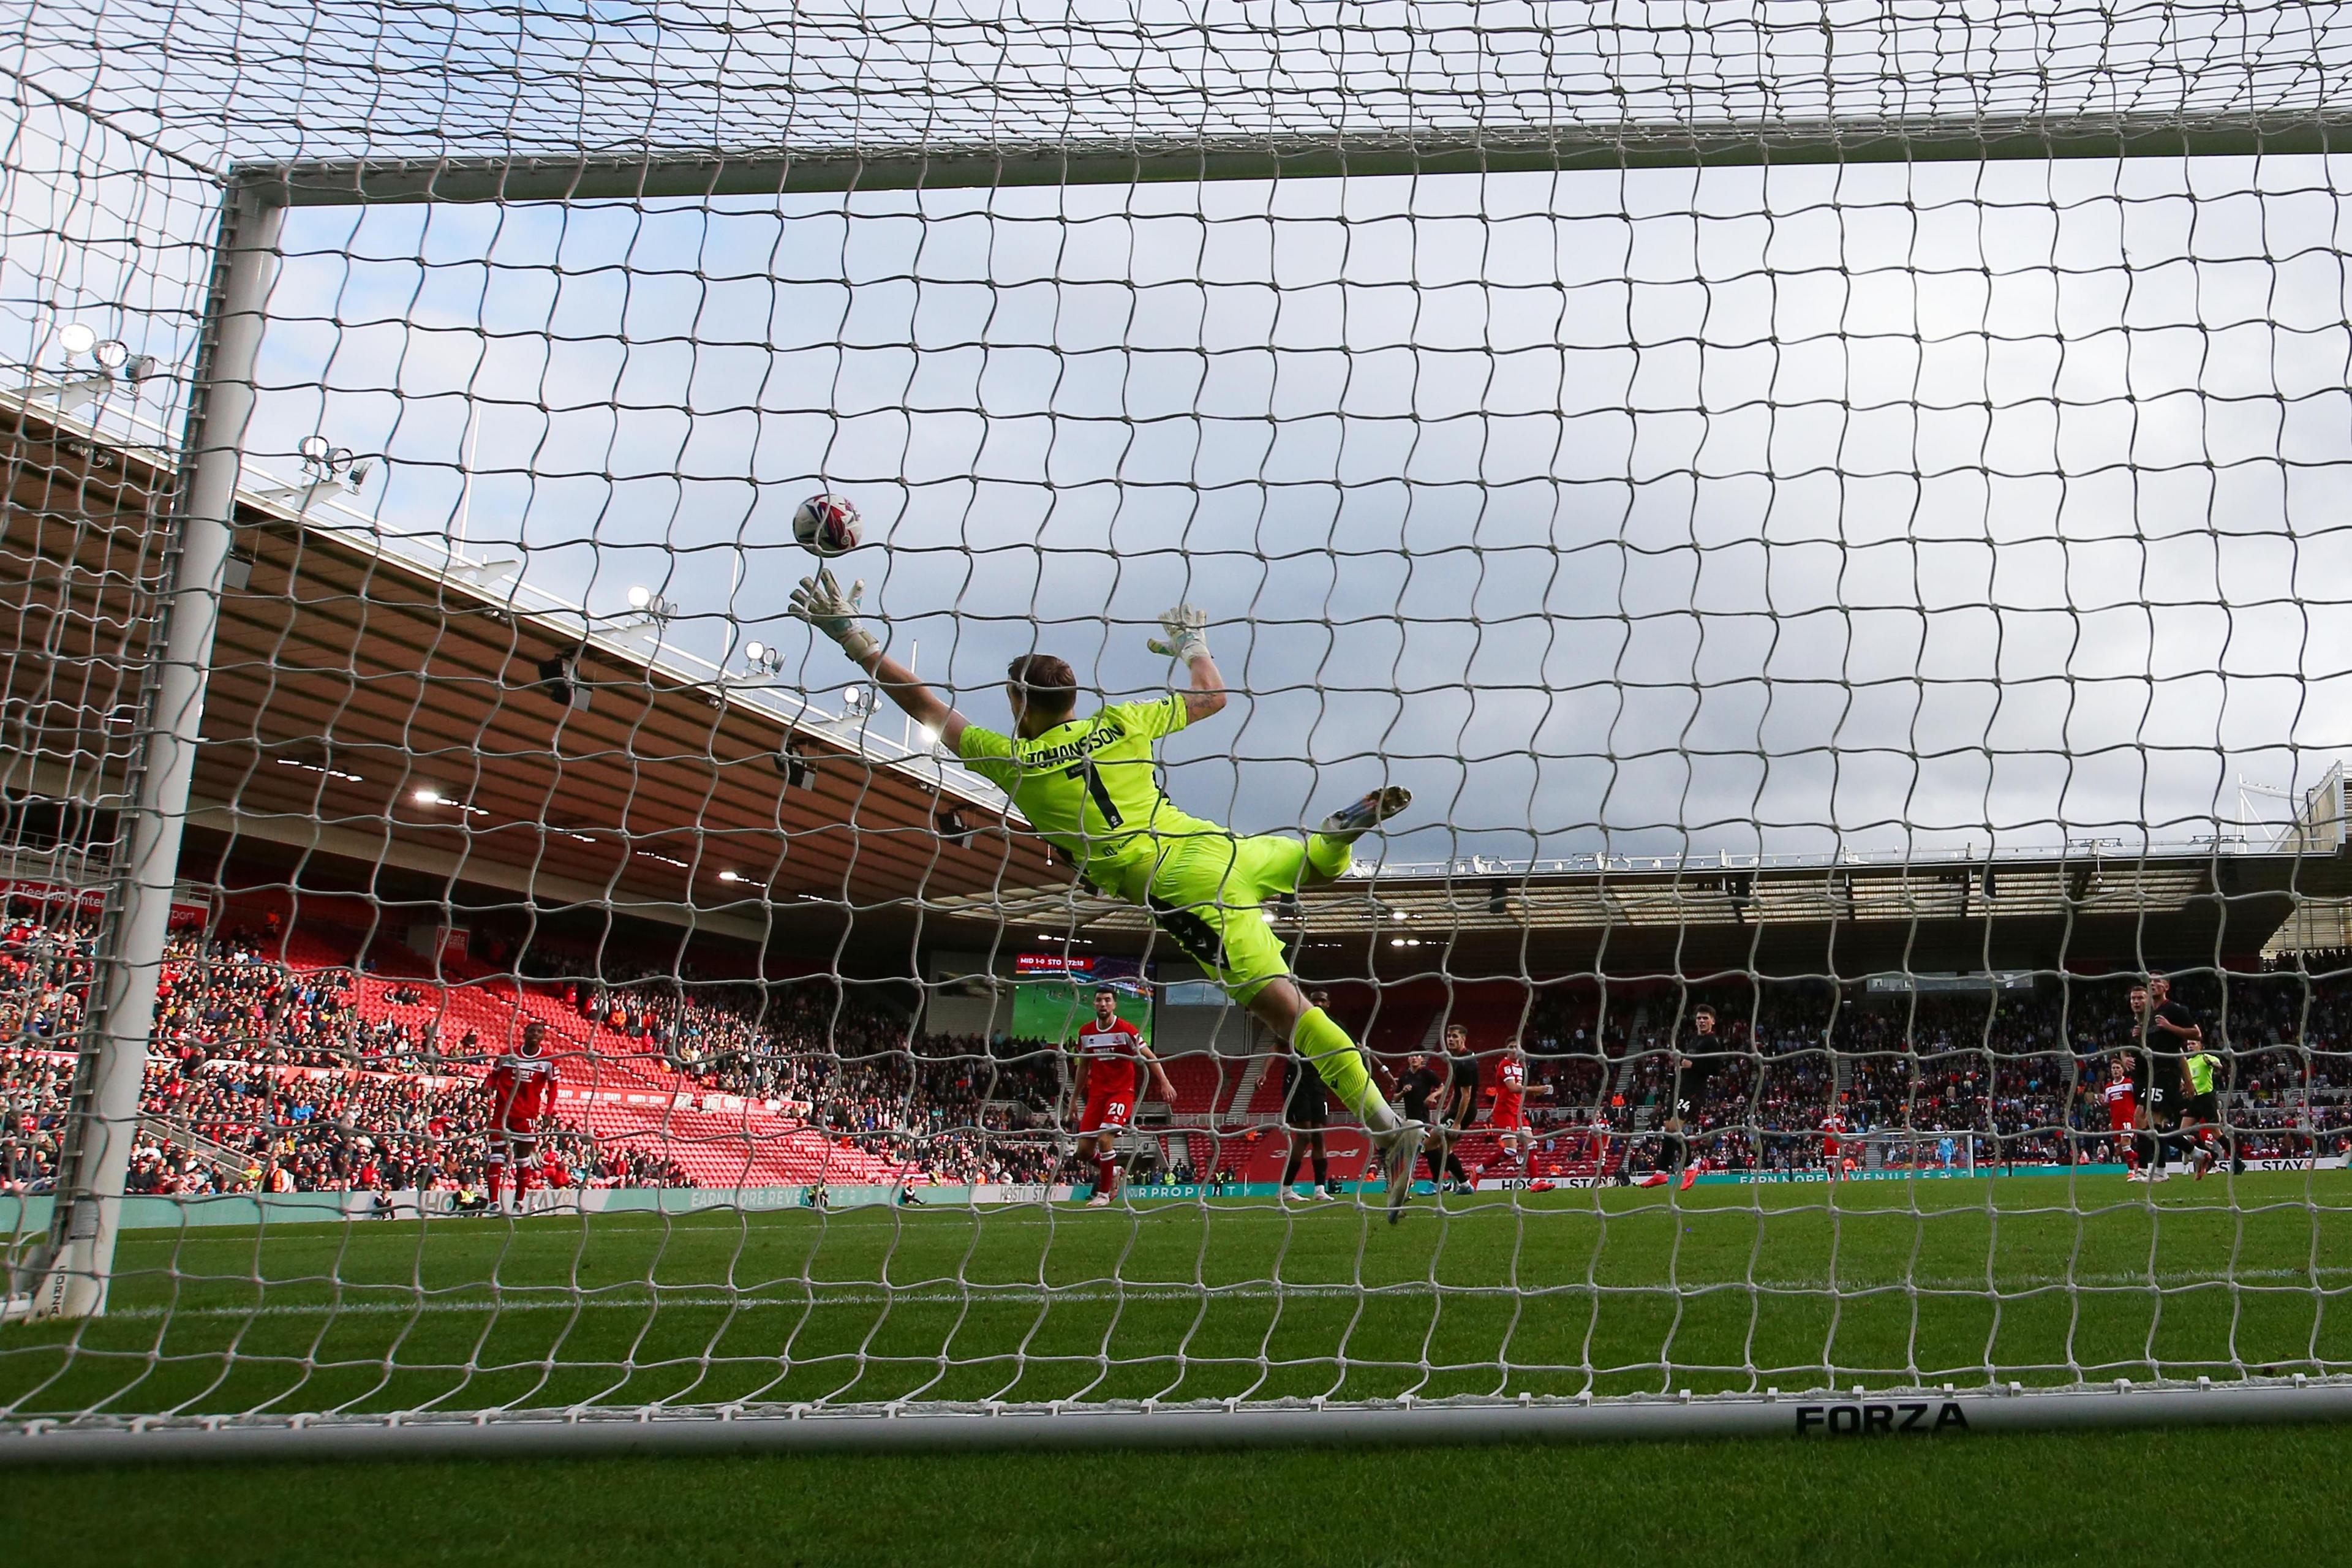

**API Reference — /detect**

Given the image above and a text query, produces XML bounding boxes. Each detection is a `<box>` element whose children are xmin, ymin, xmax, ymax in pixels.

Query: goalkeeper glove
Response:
<box><xmin>1145</xmin><ymin>603</ymin><xmax>1210</xmax><ymax>663</ymax></box>
<box><xmin>789</xmin><ymin>568</ymin><xmax>880</xmax><ymax>663</ymax></box>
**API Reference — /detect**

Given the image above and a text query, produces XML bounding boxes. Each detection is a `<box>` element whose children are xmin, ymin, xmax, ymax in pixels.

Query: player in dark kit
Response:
<box><xmin>1396</xmin><ymin>1053</ymin><xmax>1446</xmax><ymax>1129</ymax></box>
<box><xmin>1280</xmin><ymin>992</ymin><xmax>1339</xmax><ymax>1204</ymax></box>
<box><xmin>1651</xmin><ymin>1004</ymin><xmax>1716</xmax><ymax>1191</ymax></box>
<box><xmin>1366</xmin><ymin>1047</ymin><xmax>1460</xmax><ymax>1223</ymax></box>
<box><xmin>1425</xmin><ymin>1023</ymin><xmax>1480</xmax><ymax>1193</ymax></box>
<box><xmin>2128</xmin><ymin>977</ymin><xmax>2199</xmax><ymax>1183</ymax></box>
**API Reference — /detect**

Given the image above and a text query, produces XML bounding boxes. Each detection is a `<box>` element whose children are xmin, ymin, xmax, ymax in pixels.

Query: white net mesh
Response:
<box><xmin>4</xmin><ymin>2</ymin><xmax>2352</xmax><ymax>1434</ymax></box>
<box><xmin>15</xmin><ymin>0</ymin><xmax>2352</xmax><ymax>160</ymax></box>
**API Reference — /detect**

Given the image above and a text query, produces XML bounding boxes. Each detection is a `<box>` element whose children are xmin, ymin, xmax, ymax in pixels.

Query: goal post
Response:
<box><xmin>6</xmin><ymin>2</ymin><xmax>2352</xmax><ymax>1458</ymax></box>
<box><xmin>9</xmin><ymin>187</ymin><xmax>282</xmax><ymax>1321</ymax></box>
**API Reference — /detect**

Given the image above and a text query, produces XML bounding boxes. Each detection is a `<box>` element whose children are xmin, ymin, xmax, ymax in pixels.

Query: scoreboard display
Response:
<box><xmin>1009</xmin><ymin>954</ymin><xmax>1152</xmax><ymax>1044</ymax></box>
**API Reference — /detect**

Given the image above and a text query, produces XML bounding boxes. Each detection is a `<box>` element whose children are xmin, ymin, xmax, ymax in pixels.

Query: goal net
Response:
<box><xmin>4</xmin><ymin>1</ymin><xmax>2352</xmax><ymax>1451</ymax></box>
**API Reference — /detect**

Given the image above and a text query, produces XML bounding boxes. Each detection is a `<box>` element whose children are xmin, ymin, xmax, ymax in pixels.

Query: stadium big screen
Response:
<box><xmin>1008</xmin><ymin>955</ymin><xmax>1153</xmax><ymax>1046</ymax></box>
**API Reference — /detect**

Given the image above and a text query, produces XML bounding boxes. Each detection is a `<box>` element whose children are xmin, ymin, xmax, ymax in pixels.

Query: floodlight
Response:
<box><xmin>740</xmin><ymin>639</ymin><xmax>783</xmax><ymax>677</ymax></box>
<box><xmin>619</xmin><ymin>585</ymin><xmax>677</xmax><ymax>622</ymax></box>
<box><xmin>254</xmin><ymin>435</ymin><xmax>370</xmax><ymax>511</ymax></box>
<box><xmin>36</xmin><ymin>324</ymin><xmax>138</xmax><ymax>411</ymax></box>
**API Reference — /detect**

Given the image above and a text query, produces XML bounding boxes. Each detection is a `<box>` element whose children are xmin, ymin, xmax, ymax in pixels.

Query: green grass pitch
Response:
<box><xmin>6</xmin><ymin>1173</ymin><xmax>2348</xmax><ymax>1422</ymax></box>
<box><xmin>0</xmin><ymin>1427</ymin><xmax>2345</xmax><ymax>1567</ymax></box>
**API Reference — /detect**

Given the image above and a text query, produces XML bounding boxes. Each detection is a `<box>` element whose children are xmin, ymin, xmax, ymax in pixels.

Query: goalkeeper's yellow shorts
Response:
<box><xmin>1118</xmin><ymin>831</ymin><xmax>1306</xmax><ymax>1003</ymax></box>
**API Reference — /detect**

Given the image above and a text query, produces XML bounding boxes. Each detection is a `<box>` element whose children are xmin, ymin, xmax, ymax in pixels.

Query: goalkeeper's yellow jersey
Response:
<box><xmin>956</xmin><ymin>693</ymin><xmax>1222</xmax><ymax>893</ymax></box>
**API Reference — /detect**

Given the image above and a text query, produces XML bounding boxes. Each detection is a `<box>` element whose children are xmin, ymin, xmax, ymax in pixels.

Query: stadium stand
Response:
<box><xmin>0</xmin><ymin>907</ymin><xmax>1077</xmax><ymax>1196</ymax></box>
<box><xmin>11</xmin><ymin>882</ymin><xmax>2352</xmax><ymax>1203</ymax></box>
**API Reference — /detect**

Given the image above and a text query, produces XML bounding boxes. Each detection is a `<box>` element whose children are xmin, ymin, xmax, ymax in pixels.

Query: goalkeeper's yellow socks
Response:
<box><xmin>1294</xmin><ymin>1006</ymin><xmax>1399</xmax><ymax>1132</ymax></box>
<box><xmin>1304</xmin><ymin>831</ymin><xmax>1352</xmax><ymax>880</ymax></box>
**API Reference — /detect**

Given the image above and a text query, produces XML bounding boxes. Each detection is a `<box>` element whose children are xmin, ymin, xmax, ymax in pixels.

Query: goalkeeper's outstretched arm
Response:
<box><xmin>788</xmin><ymin>568</ymin><xmax>970</xmax><ymax>753</ymax></box>
<box><xmin>1148</xmin><ymin>605</ymin><xmax>1227</xmax><ymax>724</ymax></box>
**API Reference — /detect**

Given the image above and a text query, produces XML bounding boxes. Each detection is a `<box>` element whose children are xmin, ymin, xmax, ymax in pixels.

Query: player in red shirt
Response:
<box><xmin>482</xmin><ymin>1020</ymin><xmax>559</xmax><ymax>1213</ymax></box>
<box><xmin>1820</xmin><ymin>1107</ymin><xmax>1847</xmax><ymax>1181</ymax></box>
<box><xmin>1069</xmin><ymin>985</ymin><xmax>1175</xmax><ymax>1207</ymax></box>
<box><xmin>1486</xmin><ymin>1041</ymin><xmax>1553</xmax><ymax>1175</ymax></box>
<box><xmin>2103</xmin><ymin>1047</ymin><xmax>2143</xmax><ymax>1178</ymax></box>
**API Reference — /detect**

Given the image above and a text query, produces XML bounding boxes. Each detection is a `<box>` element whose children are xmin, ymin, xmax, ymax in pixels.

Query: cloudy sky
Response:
<box><xmin>6</xmin><ymin>1</ymin><xmax>2350</xmax><ymax>869</ymax></box>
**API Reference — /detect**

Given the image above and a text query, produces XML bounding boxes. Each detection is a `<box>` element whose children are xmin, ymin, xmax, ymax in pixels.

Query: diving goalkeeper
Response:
<box><xmin>788</xmin><ymin>570</ymin><xmax>1427</xmax><ymax>1214</ymax></box>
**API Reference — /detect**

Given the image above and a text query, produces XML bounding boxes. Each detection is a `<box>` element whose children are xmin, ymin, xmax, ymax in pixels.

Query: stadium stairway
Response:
<box><xmin>1606</xmin><ymin>1055</ymin><xmax>1643</xmax><ymax>1107</ymax></box>
<box><xmin>336</xmin><ymin>943</ymin><xmax>695</xmax><ymax>1099</ymax></box>
<box><xmin>1230</xmin><ymin>1051</ymin><xmax>1278</xmax><ymax>1115</ymax></box>
<box><xmin>264</xmin><ymin>931</ymin><xmax>915</xmax><ymax>1188</ymax></box>
<box><xmin>138</xmin><ymin>1112</ymin><xmax>252</xmax><ymax>1179</ymax></box>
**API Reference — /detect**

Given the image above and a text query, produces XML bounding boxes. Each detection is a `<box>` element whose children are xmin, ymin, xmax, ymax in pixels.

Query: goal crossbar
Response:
<box><xmin>235</xmin><ymin>113</ymin><xmax>2352</xmax><ymax>206</ymax></box>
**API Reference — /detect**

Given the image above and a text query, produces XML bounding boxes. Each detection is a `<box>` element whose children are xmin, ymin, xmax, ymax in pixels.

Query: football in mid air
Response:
<box><xmin>793</xmin><ymin>492</ymin><xmax>862</xmax><ymax>556</ymax></box>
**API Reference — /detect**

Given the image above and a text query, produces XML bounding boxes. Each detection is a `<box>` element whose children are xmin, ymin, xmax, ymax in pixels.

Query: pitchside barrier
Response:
<box><xmin>10</xmin><ymin>1158</ymin><xmax>2352</xmax><ymax>1240</ymax></box>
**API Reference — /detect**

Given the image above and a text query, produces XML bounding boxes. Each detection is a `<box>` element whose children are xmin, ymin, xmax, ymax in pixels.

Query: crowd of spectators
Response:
<box><xmin>1512</xmin><ymin>976</ymin><xmax>2352</xmax><ymax>1172</ymax></box>
<box><xmin>17</xmin><ymin>897</ymin><xmax>2352</xmax><ymax>1199</ymax></box>
<box><xmin>132</xmin><ymin>1056</ymin><xmax>690</xmax><ymax>1196</ymax></box>
<box><xmin>2</xmin><ymin>915</ymin><xmax>1075</xmax><ymax>1197</ymax></box>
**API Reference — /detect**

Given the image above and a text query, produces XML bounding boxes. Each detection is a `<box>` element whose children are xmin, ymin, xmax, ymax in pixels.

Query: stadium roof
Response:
<box><xmin>929</xmin><ymin>841</ymin><xmax>2349</xmax><ymax>981</ymax></box>
<box><xmin>0</xmin><ymin>389</ymin><xmax>1062</xmax><ymax>951</ymax></box>
<box><xmin>6</xmin><ymin>386</ymin><xmax>2346</xmax><ymax>981</ymax></box>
